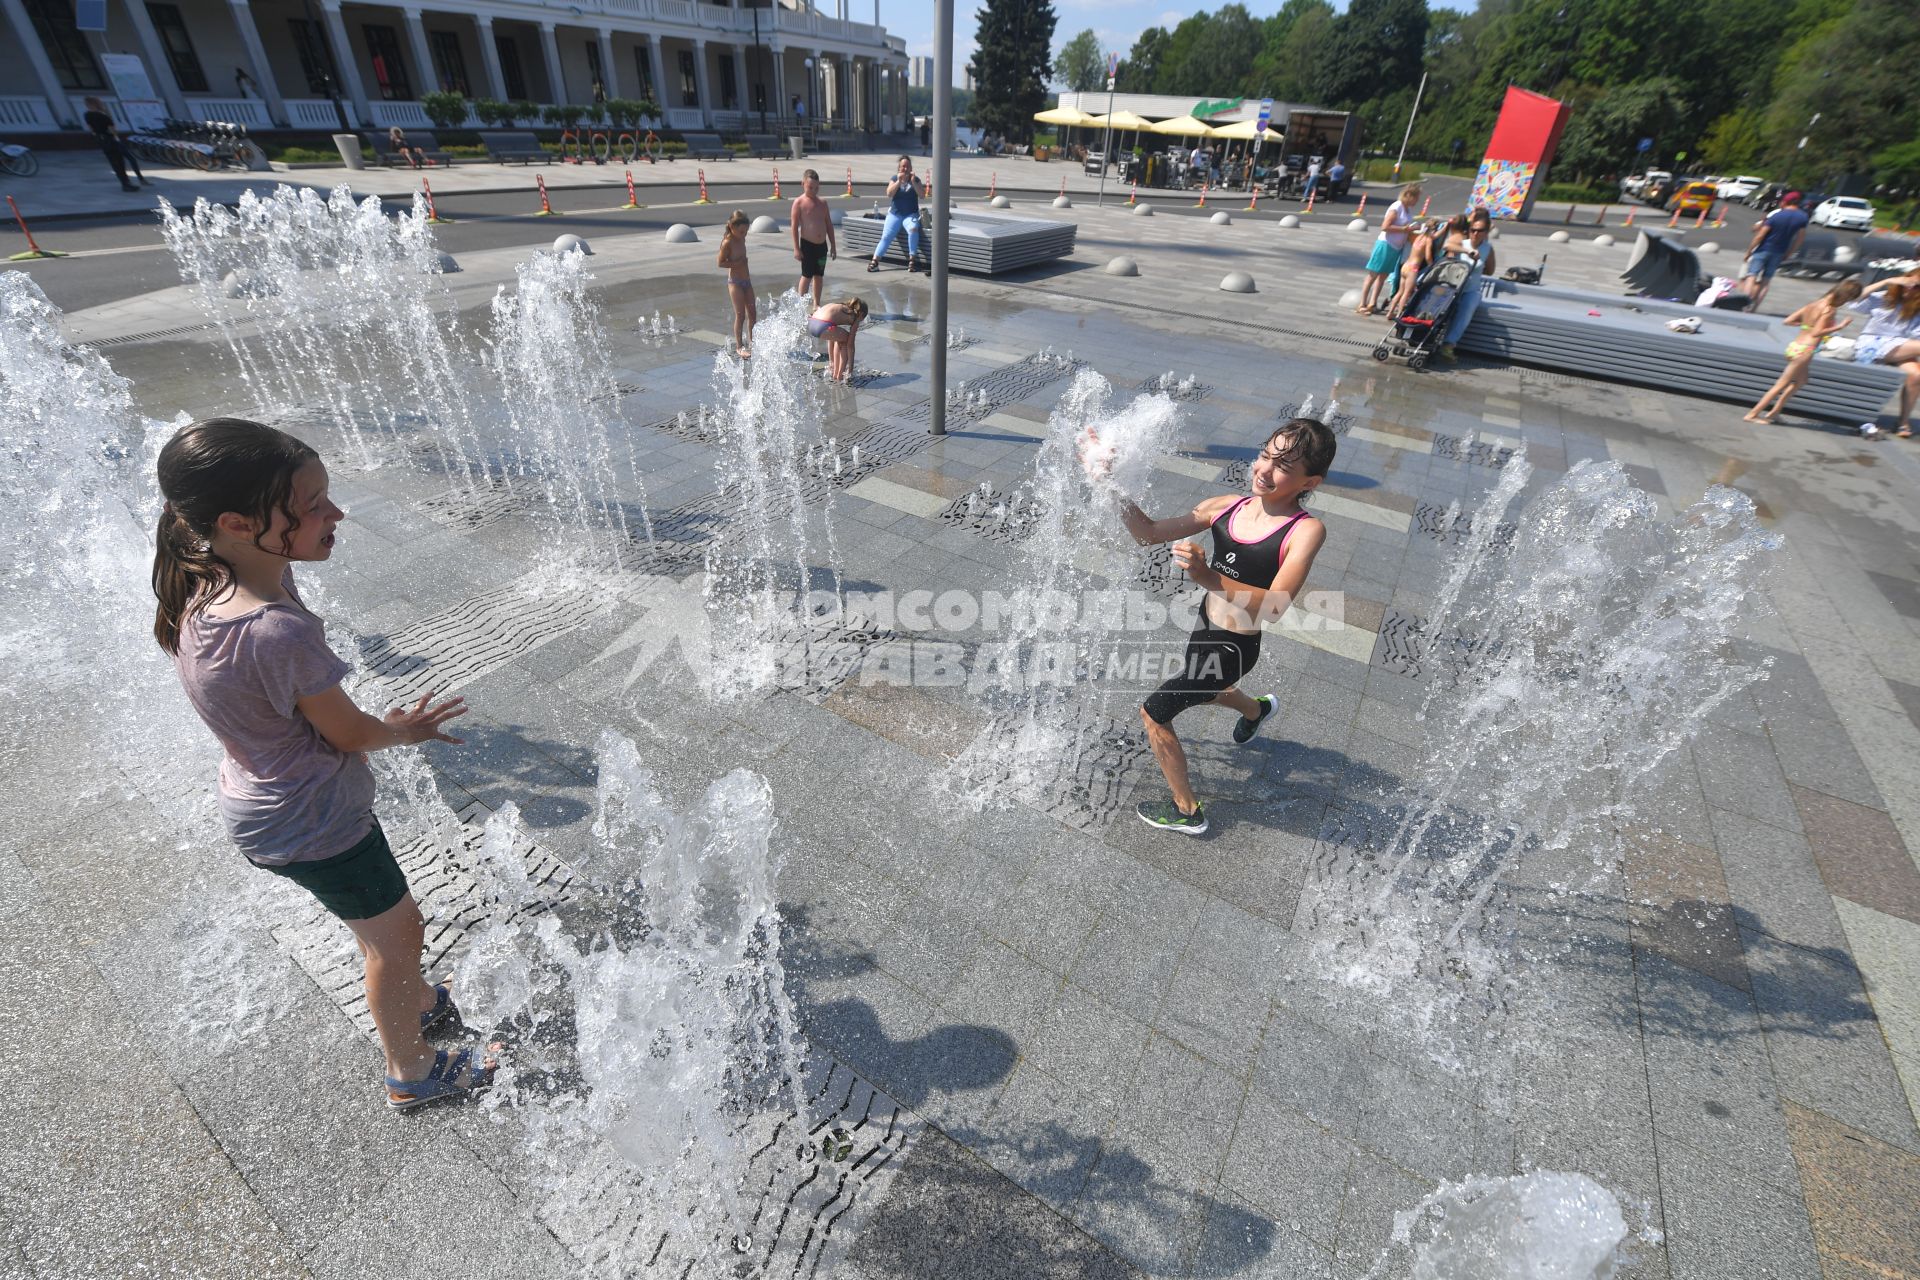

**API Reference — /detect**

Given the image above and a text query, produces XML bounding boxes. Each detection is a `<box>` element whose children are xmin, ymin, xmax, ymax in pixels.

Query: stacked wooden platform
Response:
<box><xmin>840</xmin><ymin>207</ymin><xmax>1077</xmax><ymax>275</ymax></box>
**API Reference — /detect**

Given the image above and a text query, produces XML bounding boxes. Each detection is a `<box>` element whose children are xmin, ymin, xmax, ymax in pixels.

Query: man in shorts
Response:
<box><xmin>790</xmin><ymin>168</ymin><xmax>836</xmax><ymax>305</ymax></box>
<box><xmin>1742</xmin><ymin>192</ymin><xmax>1809</xmax><ymax>312</ymax></box>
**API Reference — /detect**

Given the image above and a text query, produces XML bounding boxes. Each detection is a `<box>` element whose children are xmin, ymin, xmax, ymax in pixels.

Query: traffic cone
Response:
<box><xmin>1128</xmin><ymin>182</ymin><xmax>1137</xmax><ymax>207</ymax></box>
<box><xmin>534</xmin><ymin>173</ymin><xmax>558</xmax><ymax>216</ymax></box>
<box><xmin>842</xmin><ymin>166</ymin><xmax>855</xmax><ymax>199</ymax></box>
<box><xmin>1244</xmin><ymin>185</ymin><xmax>1259</xmax><ymax>212</ymax></box>
<box><xmin>622</xmin><ymin>169</ymin><xmax>643</xmax><ymax>209</ymax></box>
<box><xmin>5</xmin><ymin>196</ymin><xmax>66</xmax><ymax>260</ymax></box>
<box><xmin>696</xmin><ymin>168</ymin><xmax>712</xmax><ymax>204</ymax></box>
<box><xmin>769</xmin><ymin>167</ymin><xmax>781</xmax><ymax>200</ymax></box>
<box><xmin>1194</xmin><ymin>181</ymin><xmax>1208</xmax><ymax>209</ymax></box>
<box><xmin>420</xmin><ymin>179</ymin><xmax>451</xmax><ymax>224</ymax></box>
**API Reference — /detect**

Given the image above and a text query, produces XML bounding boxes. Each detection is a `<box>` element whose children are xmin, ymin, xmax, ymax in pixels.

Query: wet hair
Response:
<box><xmin>152</xmin><ymin>418</ymin><xmax>318</xmax><ymax>654</ymax></box>
<box><xmin>725</xmin><ymin>208</ymin><xmax>749</xmax><ymax>231</ymax></box>
<box><xmin>839</xmin><ymin>295</ymin><xmax>869</xmax><ymax>322</ymax></box>
<box><xmin>1263</xmin><ymin>417</ymin><xmax>1337</xmax><ymax>479</ymax></box>
<box><xmin>1824</xmin><ymin>279</ymin><xmax>1864</xmax><ymax>308</ymax></box>
<box><xmin>803</xmin><ymin>168</ymin><xmax>819</xmax><ymax>182</ymax></box>
<box><xmin>1467</xmin><ymin>206</ymin><xmax>1493</xmax><ymax>229</ymax></box>
<box><xmin>1444</xmin><ymin>213</ymin><xmax>1472</xmax><ymax>237</ymax></box>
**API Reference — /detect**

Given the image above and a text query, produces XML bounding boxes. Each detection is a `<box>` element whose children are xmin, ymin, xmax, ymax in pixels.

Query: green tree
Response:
<box><xmin>1700</xmin><ymin>107</ymin><xmax>1767</xmax><ymax>170</ymax></box>
<box><xmin>1119</xmin><ymin>27</ymin><xmax>1170</xmax><ymax>91</ymax></box>
<box><xmin>970</xmin><ymin>0</ymin><xmax>1058</xmax><ymax>142</ymax></box>
<box><xmin>1318</xmin><ymin>0</ymin><xmax>1428</xmax><ymax>107</ymax></box>
<box><xmin>1250</xmin><ymin>0</ymin><xmax>1337</xmax><ymax>102</ymax></box>
<box><xmin>1154</xmin><ymin>5</ymin><xmax>1260</xmax><ymax>97</ymax></box>
<box><xmin>1551</xmin><ymin>78</ymin><xmax>1690</xmax><ymax>181</ymax></box>
<box><xmin>1760</xmin><ymin>0</ymin><xmax>1920</xmax><ymax>182</ymax></box>
<box><xmin>1056</xmin><ymin>29</ymin><xmax>1104</xmax><ymax>93</ymax></box>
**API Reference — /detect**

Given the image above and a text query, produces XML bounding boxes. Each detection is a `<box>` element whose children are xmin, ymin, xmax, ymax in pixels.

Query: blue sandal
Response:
<box><xmin>420</xmin><ymin>983</ymin><xmax>458</xmax><ymax>1036</ymax></box>
<box><xmin>385</xmin><ymin>1047</ymin><xmax>494</xmax><ymax>1112</ymax></box>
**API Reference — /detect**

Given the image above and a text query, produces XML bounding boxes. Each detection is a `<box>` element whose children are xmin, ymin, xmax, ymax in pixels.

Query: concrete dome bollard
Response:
<box><xmin>1053</xmin><ymin>195</ymin><xmax>1072</xmax><ymax>209</ymax></box>
<box><xmin>1210</xmin><ymin>211</ymin><xmax>1232</xmax><ymax>225</ymax></box>
<box><xmin>1593</xmin><ymin>233</ymin><xmax>1616</xmax><ymax>247</ymax></box>
<box><xmin>1220</xmin><ymin>271</ymin><xmax>1256</xmax><ymax>293</ymax></box>
<box><xmin>1338</xmin><ymin>287</ymin><xmax>1364</xmax><ymax>309</ymax></box>
<box><xmin>1698</xmin><ymin>241</ymin><xmax>1720</xmax><ymax>254</ymax></box>
<box><xmin>989</xmin><ymin>195</ymin><xmax>1010</xmax><ymax>208</ymax></box>
<box><xmin>429</xmin><ymin>250</ymin><xmax>460</xmax><ymax>273</ymax></box>
<box><xmin>1104</xmin><ymin>256</ymin><xmax>1139</xmax><ymax>276</ymax></box>
<box><xmin>552</xmin><ymin>233</ymin><xmax>592</xmax><ymax>255</ymax></box>
<box><xmin>222</xmin><ymin>268</ymin><xmax>277</xmax><ymax>298</ymax></box>
<box><xmin>665</xmin><ymin>223</ymin><xmax>699</xmax><ymax>243</ymax></box>
<box><xmin>750</xmin><ymin>214</ymin><xmax>779</xmax><ymax>233</ymax></box>
<box><xmin>1278</xmin><ymin>214</ymin><xmax>1300</xmax><ymax>228</ymax></box>
<box><xmin>1346</xmin><ymin>217</ymin><xmax>1368</xmax><ymax>231</ymax></box>
<box><xmin>1132</xmin><ymin>202</ymin><xmax>1154</xmax><ymax>216</ymax></box>
<box><xmin>1549</xmin><ymin>230</ymin><xmax>1571</xmax><ymax>243</ymax></box>
<box><xmin>1834</xmin><ymin>244</ymin><xmax>1858</xmax><ymax>264</ymax></box>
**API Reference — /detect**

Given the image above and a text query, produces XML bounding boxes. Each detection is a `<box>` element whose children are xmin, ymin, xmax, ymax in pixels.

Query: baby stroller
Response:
<box><xmin>1372</xmin><ymin>257</ymin><xmax>1475</xmax><ymax>370</ymax></box>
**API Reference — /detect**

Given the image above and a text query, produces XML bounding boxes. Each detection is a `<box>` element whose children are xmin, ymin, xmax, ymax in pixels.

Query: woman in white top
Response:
<box><xmin>1357</xmin><ymin>185</ymin><xmax>1421</xmax><ymax>315</ymax></box>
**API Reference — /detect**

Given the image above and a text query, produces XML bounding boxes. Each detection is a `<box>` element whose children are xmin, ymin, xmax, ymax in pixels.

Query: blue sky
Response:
<box><xmin>877</xmin><ymin>0</ymin><xmax>1349</xmax><ymax>79</ymax></box>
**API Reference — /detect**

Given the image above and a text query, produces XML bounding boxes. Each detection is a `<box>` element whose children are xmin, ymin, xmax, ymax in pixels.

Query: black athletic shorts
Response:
<box><xmin>799</xmin><ymin>237</ymin><xmax>829</xmax><ymax>279</ymax></box>
<box><xmin>1142</xmin><ymin>613</ymin><xmax>1262</xmax><ymax>725</ymax></box>
<box><xmin>253</xmin><ymin>819</ymin><xmax>409</xmax><ymax>921</ymax></box>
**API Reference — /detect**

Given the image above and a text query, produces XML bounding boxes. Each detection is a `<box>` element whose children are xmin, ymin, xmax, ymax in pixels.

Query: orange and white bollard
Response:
<box><xmin>1356</xmin><ymin>193</ymin><xmax>1369</xmax><ymax>218</ymax></box>
<box><xmin>1195</xmin><ymin>181</ymin><xmax>1208</xmax><ymax>208</ymax></box>
<box><xmin>1624</xmin><ymin>208</ymin><xmax>1636</xmax><ymax>227</ymax></box>
<box><xmin>1694</xmin><ymin>207</ymin><xmax>1708</xmax><ymax>228</ymax></box>
<box><xmin>623</xmin><ymin>168</ymin><xmax>643</xmax><ymax>209</ymax></box>
<box><xmin>1244</xmin><ymin>185</ymin><xmax>1260</xmax><ymax>212</ymax></box>
<box><xmin>842</xmin><ymin>166</ymin><xmax>855</xmax><ymax>199</ymax></box>
<box><xmin>534</xmin><ymin>173</ymin><xmax>557</xmax><ymax>216</ymax></box>
<box><xmin>421</xmin><ymin>179</ymin><xmax>451</xmax><ymax>224</ymax></box>
<box><xmin>1128</xmin><ymin>181</ymin><xmax>1138</xmax><ymax>207</ymax></box>
<box><xmin>1595</xmin><ymin>203</ymin><xmax>1610</xmax><ymax>225</ymax></box>
<box><xmin>1058</xmin><ymin>174</ymin><xmax>1067</xmax><ymax>199</ymax></box>
<box><xmin>769</xmin><ymin>167</ymin><xmax>781</xmax><ymax>200</ymax></box>
<box><xmin>1305</xmin><ymin>188</ymin><xmax>1316</xmax><ymax>215</ymax></box>
<box><xmin>696</xmin><ymin>167</ymin><xmax>712</xmax><ymax>204</ymax></box>
<box><xmin>5</xmin><ymin>195</ymin><xmax>66</xmax><ymax>260</ymax></box>
<box><xmin>987</xmin><ymin>170</ymin><xmax>998</xmax><ymax>201</ymax></box>
<box><xmin>1712</xmin><ymin>203</ymin><xmax>1726</xmax><ymax>228</ymax></box>
<box><xmin>1564</xmin><ymin>203</ymin><xmax>1575</xmax><ymax>224</ymax></box>
<box><xmin>1666</xmin><ymin>207</ymin><xmax>1681</xmax><ymax>228</ymax></box>
<box><xmin>1418</xmin><ymin>195</ymin><xmax>1431</xmax><ymax>218</ymax></box>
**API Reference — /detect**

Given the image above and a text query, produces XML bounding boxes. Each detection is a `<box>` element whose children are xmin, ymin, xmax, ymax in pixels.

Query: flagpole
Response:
<box><xmin>1393</xmin><ymin>70</ymin><xmax>1427</xmax><ymax>182</ymax></box>
<box><xmin>1095</xmin><ymin>53</ymin><xmax>1116</xmax><ymax>207</ymax></box>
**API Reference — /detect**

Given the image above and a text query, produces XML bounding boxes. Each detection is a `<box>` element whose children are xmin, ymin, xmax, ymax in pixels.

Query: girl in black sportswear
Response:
<box><xmin>1085</xmin><ymin>417</ymin><xmax>1336</xmax><ymax>835</ymax></box>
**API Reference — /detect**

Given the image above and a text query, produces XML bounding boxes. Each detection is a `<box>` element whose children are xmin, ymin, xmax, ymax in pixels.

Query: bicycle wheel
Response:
<box><xmin>0</xmin><ymin>149</ymin><xmax>38</xmax><ymax>177</ymax></box>
<box><xmin>591</xmin><ymin>131</ymin><xmax>610</xmax><ymax>164</ymax></box>
<box><xmin>230</xmin><ymin>140</ymin><xmax>256</xmax><ymax>167</ymax></box>
<box><xmin>183</xmin><ymin>143</ymin><xmax>215</xmax><ymax>171</ymax></box>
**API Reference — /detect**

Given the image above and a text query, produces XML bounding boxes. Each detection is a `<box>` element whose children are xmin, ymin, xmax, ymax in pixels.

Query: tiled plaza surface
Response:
<box><xmin>7</xmin><ymin>198</ymin><xmax>1920</xmax><ymax>1280</ymax></box>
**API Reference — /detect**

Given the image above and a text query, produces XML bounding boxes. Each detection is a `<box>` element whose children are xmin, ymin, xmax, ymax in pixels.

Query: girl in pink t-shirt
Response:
<box><xmin>153</xmin><ymin>418</ymin><xmax>490</xmax><ymax>1111</ymax></box>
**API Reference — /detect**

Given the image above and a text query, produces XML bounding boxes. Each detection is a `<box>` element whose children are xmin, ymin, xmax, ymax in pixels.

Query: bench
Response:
<box><xmin>744</xmin><ymin>133</ymin><xmax>784</xmax><ymax>159</ymax></box>
<box><xmin>482</xmin><ymin>130</ymin><xmax>549</xmax><ymax>164</ymax></box>
<box><xmin>367</xmin><ymin>130</ymin><xmax>455</xmax><ymax>168</ymax></box>
<box><xmin>679</xmin><ymin>131</ymin><xmax>733</xmax><ymax>160</ymax></box>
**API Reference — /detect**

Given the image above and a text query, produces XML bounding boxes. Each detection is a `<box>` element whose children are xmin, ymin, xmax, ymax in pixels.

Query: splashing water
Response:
<box><xmin>1369</xmin><ymin>1172</ymin><xmax>1653</xmax><ymax>1279</ymax></box>
<box><xmin>1304</xmin><ymin>457</ymin><xmax>1781</xmax><ymax>1067</ymax></box>
<box><xmin>454</xmin><ymin>731</ymin><xmax>807</xmax><ymax>1275</ymax></box>
<box><xmin>946</xmin><ymin>369</ymin><xmax>1181</xmax><ymax>809</ymax></box>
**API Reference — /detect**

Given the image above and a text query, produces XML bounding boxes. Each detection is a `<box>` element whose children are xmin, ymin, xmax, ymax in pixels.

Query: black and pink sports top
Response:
<box><xmin>1207</xmin><ymin>498</ymin><xmax>1313</xmax><ymax>588</ymax></box>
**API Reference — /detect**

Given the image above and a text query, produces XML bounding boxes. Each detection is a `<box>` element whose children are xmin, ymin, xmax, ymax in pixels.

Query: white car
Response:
<box><xmin>1717</xmin><ymin>175</ymin><xmax>1765</xmax><ymax>200</ymax></box>
<box><xmin>1812</xmin><ymin>197</ymin><xmax>1876</xmax><ymax>231</ymax></box>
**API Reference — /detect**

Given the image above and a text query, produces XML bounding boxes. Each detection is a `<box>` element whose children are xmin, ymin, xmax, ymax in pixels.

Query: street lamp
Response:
<box><xmin>752</xmin><ymin>3</ymin><xmax>767</xmax><ymax>133</ymax></box>
<box><xmin>802</xmin><ymin>56</ymin><xmax>814</xmax><ymax>126</ymax></box>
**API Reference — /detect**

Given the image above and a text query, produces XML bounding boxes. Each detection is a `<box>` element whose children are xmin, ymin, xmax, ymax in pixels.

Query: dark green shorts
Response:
<box><xmin>256</xmin><ymin>820</ymin><xmax>410</xmax><ymax>921</ymax></box>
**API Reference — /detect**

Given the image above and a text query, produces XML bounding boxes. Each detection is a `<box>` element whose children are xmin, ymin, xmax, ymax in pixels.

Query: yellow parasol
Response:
<box><xmin>1148</xmin><ymin>114</ymin><xmax>1218</xmax><ymax>137</ymax></box>
<box><xmin>1210</xmin><ymin>118</ymin><xmax>1284</xmax><ymax>143</ymax></box>
<box><xmin>1034</xmin><ymin>106</ymin><xmax>1099</xmax><ymax>127</ymax></box>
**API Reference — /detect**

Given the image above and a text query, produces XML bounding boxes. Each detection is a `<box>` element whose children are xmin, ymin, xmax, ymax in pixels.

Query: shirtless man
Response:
<box><xmin>790</xmin><ymin>169</ymin><xmax>836</xmax><ymax>305</ymax></box>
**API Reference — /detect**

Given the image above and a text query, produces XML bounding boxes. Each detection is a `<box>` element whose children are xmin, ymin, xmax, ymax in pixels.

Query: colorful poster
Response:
<box><xmin>1470</xmin><ymin>159</ymin><xmax>1537</xmax><ymax>220</ymax></box>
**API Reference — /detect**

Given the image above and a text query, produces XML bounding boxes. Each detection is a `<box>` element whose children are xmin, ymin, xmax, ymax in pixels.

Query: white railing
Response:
<box><xmin>286</xmin><ymin>98</ymin><xmax>347</xmax><ymax>128</ymax></box>
<box><xmin>184</xmin><ymin>96</ymin><xmax>272</xmax><ymax>126</ymax></box>
<box><xmin>0</xmin><ymin>95</ymin><xmax>60</xmax><ymax>132</ymax></box>
<box><xmin>653</xmin><ymin>0</ymin><xmax>696</xmax><ymax>21</ymax></box>
<box><xmin>71</xmin><ymin>95</ymin><xmax>130</xmax><ymax>126</ymax></box>
<box><xmin>370</xmin><ymin>101</ymin><xmax>433</xmax><ymax>128</ymax></box>
<box><xmin>665</xmin><ymin>107</ymin><xmax>705</xmax><ymax>129</ymax></box>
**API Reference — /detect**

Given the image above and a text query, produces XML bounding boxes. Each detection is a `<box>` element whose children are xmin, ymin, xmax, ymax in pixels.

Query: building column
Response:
<box><xmin>597</xmin><ymin>28</ymin><xmax>621</xmax><ymax>98</ymax></box>
<box><xmin>0</xmin><ymin>0</ymin><xmax>78</xmax><ymax>125</ymax></box>
<box><xmin>691</xmin><ymin>38</ymin><xmax>712</xmax><ymax>126</ymax></box>
<box><xmin>730</xmin><ymin>44</ymin><xmax>747</xmax><ymax>116</ymax></box>
<box><xmin>537</xmin><ymin>21</ymin><xmax>566</xmax><ymax>102</ymax></box>
<box><xmin>645</xmin><ymin>34</ymin><xmax>666</xmax><ymax>114</ymax></box>
<box><xmin>402</xmin><ymin>8</ymin><xmax>437</xmax><ymax>95</ymax></box>
<box><xmin>768</xmin><ymin>42</ymin><xmax>785</xmax><ymax>126</ymax></box>
<box><xmin>320</xmin><ymin>1</ymin><xmax>373</xmax><ymax>125</ymax></box>
<box><xmin>120</xmin><ymin>0</ymin><xmax>189</xmax><ymax>117</ymax></box>
<box><xmin>227</xmin><ymin>0</ymin><xmax>288</xmax><ymax>124</ymax></box>
<box><xmin>840</xmin><ymin>55</ymin><xmax>852</xmax><ymax>127</ymax></box>
<box><xmin>474</xmin><ymin>15</ymin><xmax>507</xmax><ymax>101</ymax></box>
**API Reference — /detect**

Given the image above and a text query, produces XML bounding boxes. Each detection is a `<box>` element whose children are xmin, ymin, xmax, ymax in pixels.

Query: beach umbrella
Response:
<box><xmin>1035</xmin><ymin>105</ymin><xmax>1099</xmax><ymax>152</ymax></box>
<box><xmin>1087</xmin><ymin>110</ymin><xmax>1154</xmax><ymax>159</ymax></box>
<box><xmin>1148</xmin><ymin>115</ymin><xmax>1218</xmax><ymax>138</ymax></box>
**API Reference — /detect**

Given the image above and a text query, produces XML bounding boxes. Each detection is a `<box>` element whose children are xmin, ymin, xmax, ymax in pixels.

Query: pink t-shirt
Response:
<box><xmin>173</xmin><ymin>583</ymin><xmax>375</xmax><ymax>866</ymax></box>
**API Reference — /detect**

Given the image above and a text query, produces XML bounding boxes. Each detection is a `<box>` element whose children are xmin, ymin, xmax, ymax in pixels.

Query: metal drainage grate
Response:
<box><xmin>957</xmin><ymin>707</ymin><xmax>1154</xmax><ymax>831</ymax></box>
<box><xmin>420</xmin><ymin>477</ymin><xmax>530</xmax><ymax>530</ymax></box>
<box><xmin>356</xmin><ymin>576</ymin><xmax>623</xmax><ymax>703</ymax></box>
<box><xmin>936</xmin><ymin>484</ymin><xmax>1047</xmax><ymax>547</ymax></box>
<box><xmin>1413</xmin><ymin>501</ymin><xmax>1517</xmax><ymax>550</ymax></box>
<box><xmin>1429</xmin><ymin>432</ymin><xmax>1515</xmax><ymax>469</ymax></box>
<box><xmin>87</xmin><ymin>320</ymin><xmax>221</xmax><ymax>347</ymax></box>
<box><xmin>1138</xmin><ymin>373</ymin><xmax>1213</xmax><ymax>403</ymax></box>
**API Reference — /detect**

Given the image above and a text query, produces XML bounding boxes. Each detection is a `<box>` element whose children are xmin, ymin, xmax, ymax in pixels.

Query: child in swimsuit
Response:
<box><xmin>1745</xmin><ymin>279</ymin><xmax>1861</xmax><ymax>424</ymax></box>
<box><xmin>808</xmin><ymin>296</ymin><xmax>868</xmax><ymax>383</ymax></box>
<box><xmin>717</xmin><ymin>209</ymin><xmax>755</xmax><ymax>358</ymax></box>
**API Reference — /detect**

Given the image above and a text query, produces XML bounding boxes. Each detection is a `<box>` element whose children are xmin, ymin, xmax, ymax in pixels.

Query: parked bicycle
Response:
<box><xmin>0</xmin><ymin>141</ymin><xmax>38</xmax><ymax>177</ymax></box>
<box><xmin>126</xmin><ymin>119</ymin><xmax>255</xmax><ymax>171</ymax></box>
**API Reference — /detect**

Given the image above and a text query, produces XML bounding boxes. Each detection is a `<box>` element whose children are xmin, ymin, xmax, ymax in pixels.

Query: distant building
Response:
<box><xmin>907</xmin><ymin>56</ymin><xmax>933</xmax><ymax>88</ymax></box>
<box><xmin>0</xmin><ymin>0</ymin><xmax>908</xmax><ymax>134</ymax></box>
